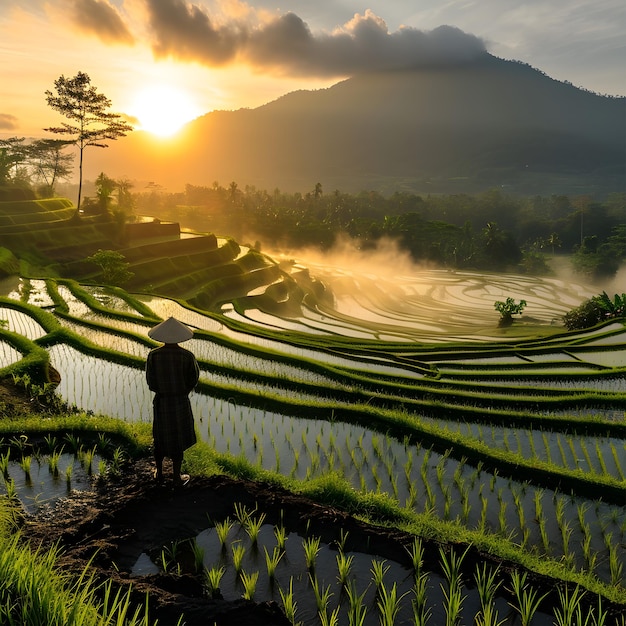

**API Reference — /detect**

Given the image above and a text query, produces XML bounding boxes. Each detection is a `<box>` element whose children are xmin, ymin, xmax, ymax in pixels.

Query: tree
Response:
<box><xmin>0</xmin><ymin>137</ymin><xmax>29</xmax><ymax>183</ymax></box>
<box><xmin>85</xmin><ymin>249</ymin><xmax>133</xmax><ymax>285</ymax></box>
<box><xmin>94</xmin><ymin>172</ymin><xmax>117</xmax><ymax>214</ymax></box>
<box><xmin>27</xmin><ymin>139</ymin><xmax>74</xmax><ymax>196</ymax></box>
<box><xmin>44</xmin><ymin>72</ymin><xmax>133</xmax><ymax>210</ymax></box>
<box><xmin>494</xmin><ymin>297</ymin><xmax>527</xmax><ymax>325</ymax></box>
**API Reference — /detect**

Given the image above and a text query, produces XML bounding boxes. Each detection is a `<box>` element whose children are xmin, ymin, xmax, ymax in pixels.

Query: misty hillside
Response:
<box><xmin>88</xmin><ymin>54</ymin><xmax>625</xmax><ymax>195</ymax></box>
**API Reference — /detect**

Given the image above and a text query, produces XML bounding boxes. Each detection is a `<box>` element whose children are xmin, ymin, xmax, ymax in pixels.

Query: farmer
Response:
<box><xmin>146</xmin><ymin>316</ymin><xmax>199</xmax><ymax>486</ymax></box>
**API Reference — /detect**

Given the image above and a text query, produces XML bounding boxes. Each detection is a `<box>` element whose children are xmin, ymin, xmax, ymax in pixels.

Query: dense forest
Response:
<box><xmin>132</xmin><ymin>182</ymin><xmax>626</xmax><ymax>278</ymax></box>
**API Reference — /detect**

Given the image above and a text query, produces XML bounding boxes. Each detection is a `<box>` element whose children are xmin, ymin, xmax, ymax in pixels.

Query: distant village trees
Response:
<box><xmin>131</xmin><ymin>183</ymin><xmax>624</xmax><ymax>278</ymax></box>
<box><xmin>0</xmin><ymin>136</ymin><xmax>73</xmax><ymax>196</ymax></box>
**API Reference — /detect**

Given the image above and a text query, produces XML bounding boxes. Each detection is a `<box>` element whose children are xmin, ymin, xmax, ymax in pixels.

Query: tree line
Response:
<box><xmin>132</xmin><ymin>182</ymin><xmax>625</xmax><ymax>279</ymax></box>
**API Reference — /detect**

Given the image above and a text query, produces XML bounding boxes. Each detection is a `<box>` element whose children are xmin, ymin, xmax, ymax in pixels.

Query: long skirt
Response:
<box><xmin>152</xmin><ymin>394</ymin><xmax>197</xmax><ymax>457</ymax></box>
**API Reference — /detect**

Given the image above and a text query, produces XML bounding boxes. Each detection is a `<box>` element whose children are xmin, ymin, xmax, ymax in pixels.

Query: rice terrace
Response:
<box><xmin>0</xmin><ymin>194</ymin><xmax>625</xmax><ymax>625</ymax></box>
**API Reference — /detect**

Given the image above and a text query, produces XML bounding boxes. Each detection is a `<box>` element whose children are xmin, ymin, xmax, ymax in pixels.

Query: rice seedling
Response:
<box><xmin>231</xmin><ymin>541</ymin><xmax>246</xmax><ymax>576</ymax></box>
<box><xmin>48</xmin><ymin>449</ymin><xmax>62</xmax><ymax>477</ymax></box>
<box><xmin>345</xmin><ymin>579</ymin><xmax>367</xmax><ymax>626</ymax></box>
<box><xmin>371</xmin><ymin>464</ymin><xmax>382</xmax><ymax>492</ymax></box>
<box><xmin>274</xmin><ymin>523</ymin><xmax>287</xmax><ymax>552</ymax></box>
<box><xmin>439</xmin><ymin>546</ymin><xmax>467</xmax><ymax>626</ymax></box>
<box><xmin>63</xmin><ymin>432</ymin><xmax>82</xmax><ymax>455</ymax></box>
<box><xmin>556</xmin><ymin>436</ymin><xmax>569</xmax><ymax>468</ymax></box>
<box><xmin>507</xmin><ymin>571</ymin><xmax>548</xmax><ymax>626</ymax></box>
<box><xmin>576</xmin><ymin>502</ymin><xmax>590</xmax><ymax>530</ymax></box>
<box><xmin>536</xmin><ymin>511</ymin><xmax>550</xmax><ymax>555</ymax></box>
<box><xmin>370</xmin><ymin>558</ymin><xmax>390</xmax><ymax>593</ymax></box>
<box><xmin>0</xmin><ymin>451</ymin><xmax>9</xmax><ymax>480</ymax></box>
<box><xmin>474</xmin><ymin>563</ymin><xmax>504</xmax><ymax>626</ymax></box>
<box><xmin>502</xmin><ymin>430</ymin><xmax>511</xmax><ymax>452</ymax></box>
<box><xmin>553</xmin><ymin>585</ymin><xmax>586</xmax><ymax>626</ymax></box>
<box><xmin>335</xmin><ymin>552</ymin><xmax>354</xmax><ymax>589</ymax></box>
<box><xmin>264</xmin><ymin>546</ymin><xmax>283</xmax><ymax>581</ymax></box>
<box><xmin>43</xmin><ymin>434</ymin><xmax>58</xmax><ymax>454</ymax></box>
<box><xmin>608</xmin><ymin>542</ymin><xmax>624</xmax><ymax>586</ymax></box>
<box><xmin>96</xmin><ymin>432</ymin><xmax>113</xmax><ymax>454</ymax></box>
<box><xmin>403</xmin><ymin>450</ymin><xmax>414</xmax><ymax>483</ymax></box>
<box><xmin>405</xmin><ymin>482</ymin><xmax>418</xmax><ymax>509</ymax></box>
<box><xmin>80</xmin><ymin>447</ymin><xmax>96</xmax><ymax>475</ymax></box>
<box><xmin>376</xmin><ymin>581</ymin><xmax>406</xmax><ymax>626</ymax></box>
<box><xmin>442</xmin><ymin>484</ymin><xmax>452</xmax><ymax>520</ymax></box>
<box><xmin>319</xmin><ymin>605</ymin><xmax>340</xmax><ymax>626</ymax></box>
<box><xmin>65</xmin><ymin>463</ymin><xmax>73</xmax><ymax>486</ymax></box>
<box><xmin>478</xmin><ymin>492</ymin><xmax>488</xmax><ymax>532</ymax></box>
<box><xmin>160</xmin><ymin>539</ymin><xmax>182</xmax><ymax>574</ymax></box>
<box><xmin>215</xmin><ymin>517</ymin><xmax>235</xmax><ymax>549</ymax></box>
<box><xmin>610</xmin><ymin>443</ymin><xmax>625</xmax><ymax>481</ymax></box>
<box><xmin>279</xmin><ymin>577</ymin><xmax>299</xmax><ymax>626</ymax></box>
<box><xmin>18</xmin><ymin>455</ymin><xmax>31</xmax><ymax>480</ymax></box>
<box><xmin>204</xmin><ymin>564</ymin><xmax>226</xmax><ymax>598</ymax></box>
<box><xmin>560</xmin><ymin>519</ymin><xmax>573</xmax><ymax>562</ymax></box>
<box><xmin>337</xmin><ymin>528</ymin><xmax>349</xmax><ymax>553</ymax></box>
<box><xmin>3</xmin><ymin>478</ymin><xmax>17</xmax><ymax>501</ymax></box>
<box><xmin>309</xmin><ymin>574</ymin><xmax>334</xmax><ymax>624</ymax></box>
<box><xmin>409</xmin><ymin>569</ymin><xmax>431</xmax><ymax>625</ymax></box>
<box><xmin>8</xmin><ymin>434</ymin><xmax>28</xmax><ymax>455</ymax></box>
<box><xmin>425</xmin><ymin>481</ymin><xmax>436</xmax><ymax>512</ymax></box>
<box><xmin>240</xmin><ymin>570</ymin><xmax>259</xmax><ymax>600</ymax></box>
<box><xmin>580</xmin><ymin>440</ymin><xmax>593</xmax><ymax>473</ymax></box>
<box><xmin>497</xmin><ymin>498</ymin><xmax>508</xmax><ymax>537</ymax></box>
<box><xmin>302</xmin><ymin>535</ymin><xmax>321</xmax><ymax>571</ymax></box>
<box><xmin>110</xmin><ymin>447</ymin><xmax>125</xmax><ymax>475</ymax></box>
<box><xmin>588</xmin><ymin>596</ymin><xmax>609</xmax><ymax>626</ymax></box>
<box><xmin>189</xmin><ymin>538</ymin><xmax>205</xmax><ymax>573</ymax></box>
<box><xmin>406</xmin><ymin>536</ymin><xmax>424</xmax><ymax>576</ymax></box>
<box><xmin>244</xmin><ymin>511</ymin><xmax>266</xmax><ymax>546</ymax></box>
<box><xmin>541</xmin><ymin>433</ymin><xmax>552</xmax><ymax>464</ymax></box>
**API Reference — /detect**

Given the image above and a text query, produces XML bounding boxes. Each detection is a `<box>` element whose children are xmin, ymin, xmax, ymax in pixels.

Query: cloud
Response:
<box><xmin>70</xmin><ymin>0</ymin><xmax>134</xmax><ymax>44</ymax></box>
<box><xmin>144</xmin><ymin>0</ymin><xmax>486</xmax><ymax>76</ymax></box>
<box><xmin>0</xmin><ymin>113</ymin><xmax>19</xmax><ymax>131</ymax></box>
<box><xmin>145</xmin><ymin>0</ymin><xmax>244</xmax><ymax>64</ymax></box>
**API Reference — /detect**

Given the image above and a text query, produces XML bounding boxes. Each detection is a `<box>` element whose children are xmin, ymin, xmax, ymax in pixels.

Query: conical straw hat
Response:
<box><xmin>148</xmin><ymin>317</ymin><xmax>194</xmax><ymax>343</ymax></box>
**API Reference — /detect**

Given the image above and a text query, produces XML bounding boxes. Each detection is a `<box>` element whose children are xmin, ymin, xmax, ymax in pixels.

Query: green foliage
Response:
<box><xmin>563</xmin><ymin>291</ymin><xmax>626</xmax><ymax>330</ymax></box>
<box><xmin>85</xmin><ymin>249</ymin><xmax>134</xmax><ymax>285</ymax></box>
<box><xmin>0</xmin><ymin>247</ymin><xmax>20</xmax><ymax>277</ymax></box>
<box><xmin>494</xmin><ymin>297</ymin><xmax>527</xmax><ymax>323</ymax></box>
<box><xmin>571</xmin><ymin>236</ymin><xmax>620</xmax><ymax>279</ymax></box>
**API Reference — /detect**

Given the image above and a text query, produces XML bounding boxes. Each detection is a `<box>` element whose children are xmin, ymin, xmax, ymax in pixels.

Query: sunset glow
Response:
<box><xmin>129</xmin><ymin>85</ymin><xmax>202</xmax><ymax>137</ymax></box>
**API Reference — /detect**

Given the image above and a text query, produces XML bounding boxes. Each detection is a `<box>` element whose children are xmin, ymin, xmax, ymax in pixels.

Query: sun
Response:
<box><xmin>130</xmin><ymin>85</ymin><xmax>202</xmax><ymax>137</ymax></box>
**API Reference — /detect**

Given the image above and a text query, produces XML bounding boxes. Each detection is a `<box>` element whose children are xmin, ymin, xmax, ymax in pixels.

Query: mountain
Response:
<box><xmin>86</xmin><ymin>54</ymin><xmax>625</xmax><ymax>196</ymax></box>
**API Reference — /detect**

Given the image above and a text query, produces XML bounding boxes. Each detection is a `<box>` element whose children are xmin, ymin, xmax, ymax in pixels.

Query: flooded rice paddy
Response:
<box><xmin>0</xmin><ymin>265</ymin><xmax>625</xmax><ymax>614</ymax></box>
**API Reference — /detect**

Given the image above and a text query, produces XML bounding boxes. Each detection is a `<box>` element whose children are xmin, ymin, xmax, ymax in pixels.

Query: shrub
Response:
<box><xmin>563</xmin><ymin>292</ymin><xmax>626</xmax><ymax>330</ymax></box>
<box><xmin>494</xmin><ymin>297</ymin><xmax>527</xmax><ymax>325</ymax></box>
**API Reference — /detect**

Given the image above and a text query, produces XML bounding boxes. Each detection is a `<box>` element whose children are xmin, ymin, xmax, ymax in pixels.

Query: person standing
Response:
<box><xmin>146</xmin><ymin>317</ymin><xmax>199</xmax><ymax>486</ymax></box>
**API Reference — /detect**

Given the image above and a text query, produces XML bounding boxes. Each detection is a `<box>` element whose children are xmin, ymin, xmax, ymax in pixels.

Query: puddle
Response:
<box><xmin>0</xmin><ymin>452</ymin><xmax>103</xmax><ymax>514</ymax></box>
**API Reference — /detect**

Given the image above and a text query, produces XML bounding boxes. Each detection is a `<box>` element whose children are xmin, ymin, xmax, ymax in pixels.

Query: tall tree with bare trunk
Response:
<box><xmin>44</xmin><ymin>71</ymin><xmax>132</xmax><ymax>210</ymax></box>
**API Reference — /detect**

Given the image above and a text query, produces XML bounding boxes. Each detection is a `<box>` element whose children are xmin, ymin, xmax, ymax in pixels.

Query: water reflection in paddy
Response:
<box><xmin>0</xmin><ymin>307</ymin><xmax>47</xmax><ymax>340</ymax></box>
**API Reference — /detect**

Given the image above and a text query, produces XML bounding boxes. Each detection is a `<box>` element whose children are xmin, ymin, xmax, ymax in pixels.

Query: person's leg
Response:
<box><xmin>172</xmin><ymin>454</ymin><xmax>190</xmax><ymax>486</ymax></box>
<box><xmin>154</xmin><ymin>449</ymin><xmax>165</xmax><ymax>482</ymax></box>
<box><xmin>172</xmin><ymin>454</ymin><xmax>183</xmax><ymax>482</ymax></box>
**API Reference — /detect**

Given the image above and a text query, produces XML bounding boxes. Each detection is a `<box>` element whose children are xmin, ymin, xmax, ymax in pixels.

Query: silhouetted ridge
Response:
<box><xmin>87</xmin><ymin>54</ymin><xmax>625</xmax><ymax>195</ymax></box>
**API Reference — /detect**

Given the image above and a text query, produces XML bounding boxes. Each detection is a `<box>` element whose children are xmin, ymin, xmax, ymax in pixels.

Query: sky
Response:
<box><xmin>1</xmin><ymin>0</ymin><xmax>625</xmax><ymax>138</ymax></box>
